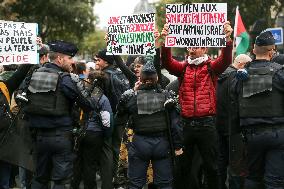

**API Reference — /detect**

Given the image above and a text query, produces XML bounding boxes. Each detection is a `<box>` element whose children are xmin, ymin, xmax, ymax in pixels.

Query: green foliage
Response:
<box><xmin>155</xmin><ymin>0</ymin><xmax>283</xmax><ymax>32</ymax></box>
<box><xmin>0</xmin><ymin>0</ymin><xmax>101</xmax><ymax>46</ymax></box>
<box><xmin>80</xmin><ymin>28</ymin><xmax>107</xmax><ymax>57</ymax></box>
<box><xmin>154</xmin><ymin>0</ymin><xmax>284</xmax><ymax>56</ymax></box>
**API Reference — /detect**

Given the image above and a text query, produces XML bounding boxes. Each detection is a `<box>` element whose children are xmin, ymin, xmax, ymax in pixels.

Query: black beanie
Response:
<box><xmin>141</xmin><ymin>58</ymin><xmax>156</xmax><ymax>74</ymax></box>
<box><xmin>140</xmin><ymin>56</ymin><xmax>157</xmax><ymax>81</ymax></box>
<box><xmin>96</xmin><ymin>49</ymin><xmax>114</xmax><ymax>64</ymax></box>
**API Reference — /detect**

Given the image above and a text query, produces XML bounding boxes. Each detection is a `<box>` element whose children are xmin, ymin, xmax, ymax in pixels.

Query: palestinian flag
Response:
<box><xmin>234</xmin><ymin>6</ymin><xmax>250</xmax><ymax>55</ymax></box>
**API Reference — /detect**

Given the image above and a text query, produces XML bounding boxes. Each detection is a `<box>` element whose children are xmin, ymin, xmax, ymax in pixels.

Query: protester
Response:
<box><xmin>0</xmin><ymin>64</ymin><xmax>33</xmax><ymax>189</ymax></box>
<box><xmin>272</xmin><ymin>53</ymin><xmax>284</xmax><ymax>65</ymax></box>
<box><xmin>73</xmin><ymin>70</ymin><xmax>113</xmax><ymax>189</ymax></box>
<box><xmin>38</xmin><ymin>44</ymin><xmax>50</xmax><ymax>65</ymax></box>
<box><xmin>216</xmin><ymin>54</ymin><xmax>252</xmax><ymax>189</ymax></box>
<box><xmin>75</xmin><ymin>62</ymin><xmax>88</xmax><ymax>79</ymax></box>
<box><xmin>159</xmin><ymin>21</ymin><xmax>233</xmax><ymax>189</ymax></box>
<box><xmin>0</xmin><ymin>65</ymin><xmax>18</xmax><ymax>81</ymax></box>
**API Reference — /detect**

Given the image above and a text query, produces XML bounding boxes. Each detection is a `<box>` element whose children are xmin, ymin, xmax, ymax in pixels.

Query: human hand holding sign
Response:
<box><xmin>154</xmin><ymin>29</ymin><xmax>161</xmax><ymax>48</ymax></box>
<box><xmin>158</xmin><ymin>24</ymin><xmax>170</xmax><ymax>46</ymax></box>
<box><xmin>104</xmin><ymin>33</ymin><xmax>109</xmax><ymax>43</ymax></box>
<box><xmin>223</xmin><ymin>21</ymin><xmax>233</xmax><ymax>42</ymax></box>
<box><xmin>161</xmin><ymin>24</ymin><xmax>169</xmax><ymax>38</ymax></box>
<box><xmin>36</xmin><ymin>37</ymin><xmax>43</xmax><ymax>48</ymax></box>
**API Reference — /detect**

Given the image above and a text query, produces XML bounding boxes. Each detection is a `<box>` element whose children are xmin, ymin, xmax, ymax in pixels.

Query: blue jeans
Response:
<box><xmin>0</xmin><ymin>161</ymin><xmax>12</xmax><ymax>189</ymax></box>
<box><xmin>244</xmin><ymin>127</ymin><xmax>284</xmax><ymax>189</ymax></box>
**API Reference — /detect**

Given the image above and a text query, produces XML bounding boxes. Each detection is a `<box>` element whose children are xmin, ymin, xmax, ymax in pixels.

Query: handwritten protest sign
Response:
<box><xmin>107</xmin><ymin>13</ymin><xmax>156</xmax><ymax>55</ymax></box>
<box><xmin>0</xmin><ymin>21</ymin><xmax>38</xmax><ymax>65</ymax></box>
<box><xmin>165</xmin><ymin>3</ymin><xmax>227</xmax><ymax>47</ymax></box>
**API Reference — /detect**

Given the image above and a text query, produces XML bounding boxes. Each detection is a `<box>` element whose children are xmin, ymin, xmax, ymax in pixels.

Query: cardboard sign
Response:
<box><xmin>165</xmin><ymin>3</ymin><xmax>227</xmax><ymax>47</ymax></box>
<box><xmin>107</xmin><ymin>13</ymin><xmax>156</xmax><ymax>55</ymax></box>
<box><xmin>0</xmin><ymin>21</ymin><xmax>38</xmax><ymax>65</ymax></box>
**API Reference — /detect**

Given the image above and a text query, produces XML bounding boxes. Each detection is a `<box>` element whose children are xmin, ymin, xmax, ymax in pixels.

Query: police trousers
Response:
<box><xmin>128</xmin><ymin>134</ymin><xmax>173</xmax><ymax>189</ymax></box>
<box><xmin>31</xmin><ymin>127</ymin><xmax>74</xmax><ymax>189</ymax></box>
<box><xmin>243</xmin><ymin>126</ymin><xmax>284</xmax><ymax>189</ymax></box>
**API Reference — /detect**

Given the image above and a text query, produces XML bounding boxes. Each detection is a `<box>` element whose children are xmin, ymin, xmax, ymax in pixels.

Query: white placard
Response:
<box><xmin>107</xmin><ymin>13</ymin><xmax>156</xmax><ymax>55</ymax></box>
<box><xmin>165</xmin><ymin>3</ymin><xmax>227</xmax><ymax>47</ymax></box>
<box><xmin>0</xmin><ymin>21</ymin><xmax>38</xmax><ymax>65</ymax></box>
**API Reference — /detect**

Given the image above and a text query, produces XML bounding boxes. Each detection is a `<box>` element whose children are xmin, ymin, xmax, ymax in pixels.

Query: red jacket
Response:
<box><xmin>161</xmin><ymin>41</ymin><xmax>233</xmax><ymax>118</ymax></box>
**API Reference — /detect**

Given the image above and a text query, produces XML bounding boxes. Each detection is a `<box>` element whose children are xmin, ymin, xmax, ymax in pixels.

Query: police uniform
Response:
<box><xmin>22</xmin><ymin>40</ymin><xmax>94</xmax><ymax>189</ymax></box>
<box><xmin>116</xmin><ymin>60</ymin><xmax>181</xmax><ymax>189</ymax></box>
<box><xmin>235</xmin><ymin>31</ymin><xmax>284</xmax><ymax>189</ymax></box>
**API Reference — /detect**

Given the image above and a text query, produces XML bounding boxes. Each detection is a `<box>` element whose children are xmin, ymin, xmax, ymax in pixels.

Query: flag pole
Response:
<box><xmin>231</xmin><ymin>6</ymin><xmax>239</xmax><ymax>63</ymax></box>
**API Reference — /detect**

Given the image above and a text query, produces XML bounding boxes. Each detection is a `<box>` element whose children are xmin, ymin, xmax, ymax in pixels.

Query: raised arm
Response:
<box><xmin>210</xmin><ymin>21</ymin><xmax>233</xmax><ymax>75</ymax></box>
<box><xmin>160</xmin><ymin>24</ymin><xmax>186</xmax><ymax>77</ymax></box>
<box><xmin>161</xmin><ymin>46</ymin><xmax>186</xmax><ymax>77</ymax></box>
<box><xmin>113</xmin><ymin>55</ymin><xmax>137</xmax><ymax>87</ymax></box>
<box><xmin>4</xmin><ymin>64</ymin><xmax>33</xmax><ymax>95</ymax></box>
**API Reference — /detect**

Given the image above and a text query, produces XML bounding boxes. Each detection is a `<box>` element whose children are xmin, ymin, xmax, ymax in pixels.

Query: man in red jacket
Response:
<box><xmin>160</xmin><ymin>22</ymin><xmax>233</xmax><ymax>189</ymax></box>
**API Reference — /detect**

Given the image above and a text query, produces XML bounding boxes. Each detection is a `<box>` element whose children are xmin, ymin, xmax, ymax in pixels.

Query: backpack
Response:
<box><xmin>105</xmin><ymin>68</ymin><xmax>130</xmax><ymax>111</ymax></box>
<box><xmin>90</xmin><ymin>86</ymin><xmax>104</xmax><ymax>126</ymax></box>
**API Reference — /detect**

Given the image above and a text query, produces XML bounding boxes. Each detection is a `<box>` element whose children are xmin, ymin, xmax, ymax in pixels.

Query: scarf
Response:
<box><xmin>188</xmin><ymin>55</ymin><xmax>209</xmax><ymax>65</ymax></box>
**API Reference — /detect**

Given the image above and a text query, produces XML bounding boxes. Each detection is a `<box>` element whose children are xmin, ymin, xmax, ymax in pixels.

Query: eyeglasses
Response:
<box><xmin>187</xmin><ymin>47</ymin><xmax>204</xmax><ymax>51</ymax></box>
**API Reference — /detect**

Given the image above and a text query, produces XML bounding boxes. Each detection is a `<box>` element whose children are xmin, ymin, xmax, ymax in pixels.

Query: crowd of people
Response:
<box><xmin>0</xmin><ymin>19</ymin><xmax>284</xmax><ymax>189</ymax></box>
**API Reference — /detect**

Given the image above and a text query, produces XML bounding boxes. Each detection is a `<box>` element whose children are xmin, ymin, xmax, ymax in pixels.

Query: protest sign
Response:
<box><xmin>107</xmin><ymin>13</ymin><xmax>156</xmax><ymax>55</ymax></box>
<box><xmin>0</xmin><ymin>21</ymin><xmax>38</xmax><ymax>65</ymax></box>
<box><xmin>165</xmin><ymin>3</ymin><xmax>227</xmax><ymax>47</ymax></box>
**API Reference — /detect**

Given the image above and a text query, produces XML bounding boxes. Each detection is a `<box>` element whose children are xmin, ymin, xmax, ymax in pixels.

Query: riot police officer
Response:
<box><xmin>234</xmin><ymin>31</ymin><xmax>284</xmax><ymax>189</ymax></box>
<box><xmin>116</xmin><ymin>58</ymin><xmax>182</xmax><ymax>189</ymax></box>
<box><xmin>22</xmin><ymin>40</ymin><xmax>94</xmax><ymax>189</ymax></box>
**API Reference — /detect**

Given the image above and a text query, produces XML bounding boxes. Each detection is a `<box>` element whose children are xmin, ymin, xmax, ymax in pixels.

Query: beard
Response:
<box><xmin>61</xmin><ymin>62</ymin><xmax>72</xmax><ymax>72</ymax></box>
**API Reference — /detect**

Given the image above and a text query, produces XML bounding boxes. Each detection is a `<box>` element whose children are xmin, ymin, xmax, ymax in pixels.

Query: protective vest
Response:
<box><xmin>239</xmin><ymin>62</ymin><xmax>284</xmax><ymax>118</ymax></box>
<box><xmin>131</xmin><ymin>90</ymin><xmax>167</xmax><ymax>134</ymax></box>
<box><xmin>24</xmin><ymin>67</ymin><xmax>70</xmax><ymax>116</ymax></box>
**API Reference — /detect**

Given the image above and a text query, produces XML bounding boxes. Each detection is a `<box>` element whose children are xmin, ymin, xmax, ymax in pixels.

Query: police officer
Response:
<box><xmin>22</xmin><ymin>40</ymin><xmax>94</xmax><ymax>189</ymax></box>
<box><xmin>116</xmin><ymin>58</ymin><xmax>182</xmax><ymax>189</ymax></box>
<box><xmin>234</xmin><ymin>31</ymin><xmax>284</xmax><ymax>189</ymax></box>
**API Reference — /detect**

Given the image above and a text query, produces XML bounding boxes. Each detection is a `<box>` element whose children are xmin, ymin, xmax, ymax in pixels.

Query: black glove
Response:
<box><xmin>70</xmin><ymin>73</ymin><xmax>89</xmax><ymax>98</ymax></box>
<box><xmin>164</xmin><ymin>98</ymin><xmax>176</xmax><ymax>110</ymax></box>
